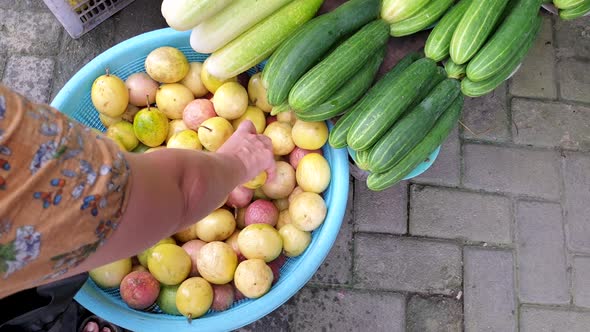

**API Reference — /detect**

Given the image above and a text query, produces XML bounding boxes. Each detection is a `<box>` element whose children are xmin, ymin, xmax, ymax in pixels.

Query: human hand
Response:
<box><xmin>217</xmin><ymin>120</ymin><xmax>276</xmax><ymax>184</ymax></box>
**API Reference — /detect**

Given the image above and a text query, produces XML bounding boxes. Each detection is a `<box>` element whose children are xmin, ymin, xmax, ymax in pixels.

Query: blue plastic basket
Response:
<box><xmin>50</xmin><ymin>28</ymin><xmax>350</xmax><ymax>332</ymax></box>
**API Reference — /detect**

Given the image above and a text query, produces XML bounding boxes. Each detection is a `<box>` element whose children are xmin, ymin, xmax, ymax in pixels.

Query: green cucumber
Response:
<box><xmin>263</xmin><ymin>0</ymin><xmax>381</xmax><ymax>106</ymax></box>
<box><xmin>368</xmin><ymin>78</ymin><xmax>461</xmax><ymax>173</ymax></box>
<box><xmin>355</xmin><ymin>149</ymin><xmax>371</xmax><ymax>170</ymax></box>
<box><xmin>559</xmin><ymin>0</ymin><xmax>590</xmax><ymax>19</ymax></box>
<box><xmin>390</xmin><ymin>0</ymin><xmax>455</xmax><ymax>37</ymax></box>
<box><xmin>205</xmin><ymin>0</ymin><xmax>323</xmax><ymax>80</ymax></box>
<box><xmin>381</xmin><ymin>0</ymin><xmax>432</xmax><ymax>23</ymax></box>
<box><xmin>295</xmin><ymin>47</ymin><xmax>385</xmax><ymax>122</ymax></box>
<box><xmin>461</xmin><ymin>16</ymin><xmax>541</xmax><ymax>97</ymax></box>
<box><xmin>424</xmin><ymin>0</ymin><xmax>474</xmax><ymax>62</ymax></box>
<box><xmin>347</xmin><ymin>57</ymin><xmax>439</xmax><ymax>151</ymax></box>
<box><xmin>270</xmin><ymin>102</ymin><xmax>292</xmax><ymax>116</ymax></box>
<box><xmin>367</xmin><ymin>94</ymin><xmax>464</xmax><ymax>191</ymax></box>
<box><xmin>450</xmin><ymin>0</ymin><xmax>511</xmax><ymax>65</ymax></box>
<box><xmin>404</xmin><ymin>65</ymin><xmax>448</xmax><ymax>112</ymax></box>
<box><xmin>328</xmin><ymin>52</ymin><xmax>422</xmax><ymax>149</ymax></box>
<box><xmin>554</xmin><ymin>0</ymin><xmax>586</xmax><ymax>9</ymax></box>
<box><xmin>288</xmin><ymin>19</ymin><xmax>389</xmax><ymax>112</ymax></box>
<box><xmin>445</xmin><ymin>59</ymin><xmax>467</xmax><ymax>79</ymax></box>
<box><xmin>466</xmin><ymin>0</ymin><xmax>543</xmax><ymax>82</ymax></box>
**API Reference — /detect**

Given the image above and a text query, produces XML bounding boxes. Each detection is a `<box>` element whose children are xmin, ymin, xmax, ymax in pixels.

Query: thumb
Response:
<box><xmin>236</xmin><ymin>120</ymin><xmax>256</xmax><ymax>135</ymax></box>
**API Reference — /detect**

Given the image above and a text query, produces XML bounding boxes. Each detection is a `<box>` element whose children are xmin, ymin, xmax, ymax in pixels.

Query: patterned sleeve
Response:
<box><xmin>0</xmin><ymin>84</ymin><xmax>131</xmax><ymax>298</ymax></box>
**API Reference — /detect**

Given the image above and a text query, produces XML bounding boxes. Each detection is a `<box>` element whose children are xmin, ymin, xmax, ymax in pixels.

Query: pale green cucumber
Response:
<box><xmin>190</xmin><ymin>0</ymin><xmax>293</xmax><ymax>53</ymax></box>
<box><xmin>161</xmin><ymin>0</ymin><xmax>232</xmax><ymax>31</ymax></box>
<box><xmin>205</xmin><ymin>0</ymin><xmax>323</xmax><ymax>80</ymax></box>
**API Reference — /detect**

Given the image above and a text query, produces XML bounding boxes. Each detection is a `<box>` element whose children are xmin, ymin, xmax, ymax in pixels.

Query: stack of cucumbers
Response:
<box><xmin>424</xmin><ymin>0</ymin><xmax>544</xmax><ymax>97</ymax></box>
<box><xmin>262</xmin><ymin>0</ymin><xmax>388</xmax><ymax>122</ymax></box>
<box><xmin>328</xmin><ymin>54</ymin><xmax>464</xmax><ymax>191</ymax></box>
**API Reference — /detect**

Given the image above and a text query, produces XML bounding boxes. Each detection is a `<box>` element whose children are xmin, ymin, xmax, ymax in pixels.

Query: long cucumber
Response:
<box><xmin>424</xmin><ymin>0</ymin><xmax>474</xmax><ymax>62</ymax></box>
<box><xmin>368</xmin><ymin>78</ymin><xmax>461</xmax><ymax>173</ymax></box>
<box><xmin>295</xmin><ymin>47</ymin><xmax>385</xmax><ymax>122</ymax></box>
<box><xmin>450</xmin><ymin>0</ymin><xmax>510</xmax><ymax>65</ymax></box>
<box><xmin>389</xmin><ymin>0</ymin><xmax>455</xmax><ymax>37</ymax></box>
<box><xmin>262</xmin><ymin>0</ymin><xmax>381</xmax><ymax>106</ymax></box>
<box><xmin>327</xmin><ymin>52</ymin><xmax>422</xmax><ymax>149</ymax></box>
<box><xmin>205</xmin><ymin>0</ymin><xmax>323</xmax><ymax>80</ymax></box>
<box><xmin>288</xmin><ymin>19</ymin><xmax>390</xmax><ymax>112</ymax></box>
<box><xmin>466</xmin><ymin>0</ymin><xmax>543</xmax><ymax>82</ymax></box>
<box><xmin>461</xmin><ymin>16</ymin><xmax>542</xmax><ymax>97</ymax></box>
<box><xmin>347</xmin><ymin>58</ymin><xmax>439</xmax><ymax>151</ymax></box>
<box><xmin>367</xmin><ymin>94</ymin><xmax>464</xmax><ymax>191</ymax></box>
<box><xmin>190</xmin><ymin>0</ymin><xmax>293</xmax><ymax>54</ymax></box>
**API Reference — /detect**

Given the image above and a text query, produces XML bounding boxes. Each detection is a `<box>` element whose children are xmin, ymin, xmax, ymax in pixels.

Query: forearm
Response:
<box><xmin>72</xmin><ymin>149</ymin><xmax>245</xmax><ymax>273</ymax></box>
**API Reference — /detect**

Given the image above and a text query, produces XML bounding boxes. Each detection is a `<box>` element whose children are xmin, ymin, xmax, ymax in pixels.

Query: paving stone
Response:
<box><xmin>510</xmin><ymin>16</ymin><xmax>557</xmax><ymax>99</ymax></box>
<box><xmin>463</xmin><ymin>143</ymin><xmax>561</xmax><ymax>200</ymax></box>
<box><xmin>461</xmin><ymin>83</ymin><xmax>510</xmax><ymax>143</ymax></box>
<box><xmin>516</xmin><ymin>201</ymin><xmax>569</xmax><ymax>304</ymax></box>
<box><xmin>17</xmin><ymin>0</ymin><xmax>50</xmax><ymax>10</ymax></box>
<box><xmin>112</xmin><ymin>0</ymin><xmax>167</xmax><ymax>44</ymax></box>
<box><xmin>512</xmin><ymin>98</ymin><xmax>590</xmax><ymax>150</ymax></box>
<box><xmin>0</xmin><ymin>9</ymin><xmax>62</xmax><ymax>55</ymax></box>
<box><xmin>573</xmin><ymin>256</ymin><xmax>590</xmax><ymax>308</ymax></box>
<box><xmin>410</xmin><ymin>185</ymin><xmax>511</xmax><ymax>244</ymax></box>
<box><xmin>354</xmin><ymin>234</ymin><xmax>462</xmax><ymax>295</ymax></box>
<box><xmin>464</xmin><ymin>247</ymin><xmax>517</xmax><ymax>332</ymax></box>
<box><xmin>52</xmin><ymin>18</ymin><xmax>116</xmax><ymax>100</ymax></box>
<box><xmin>236</xmin><ymin>300</ymin><xmax>293</xmax><ymax>332</ymax></box>
<box><xmin>520</xmin><ymin>307</ymin><xmax>590</xmax><ymax>332</ymax></box>
<box><xmin>0</xmin><ymin>0</ymin><xmax>49</xmax><ymax>10</ymax></box>
<box><xmin>554</xmin><ymin>15</ymin><xmax>590</xmax><ymax>59</ymax></box>
<box><xmin>292</xmin><ymin>287</ymin><xmax>405</xmax><ymax>332</ymax></box>
<box><xmin>0</xmin><ymin>0</ymin><xmax>14</xmax><ymax>9</ymax></box>
<box><xmin>564</xmin><ymin>152</ymin><xmax>590</xmax><ymax>252</ymax></box>
<box><xmin>2</xmin><ymin>55</ymin><xmax>55</xmax><ymax>104</ymax></box>
<box><xmin>311</xmin><ymin>183</ymin><xmax>353</xmax><ymax>285</ymax></box>
<box><xmin>412</xmin><ymin>126</ymin><xmax>460</xmax><ymax>187</ymax></box>
<box><xmin>406</xmin><ymin>295</ymin><xmax>462</xmax><ymax>332</ymax></box>
<box><xmin>558</xmin><ymin>57</ymin><xmax>590</xmax><ymax>104</ymax></box>
<box><xmin>353</xmin><ymin>180</ymin><xmax>407</xmax><ymax>234</ymax></box>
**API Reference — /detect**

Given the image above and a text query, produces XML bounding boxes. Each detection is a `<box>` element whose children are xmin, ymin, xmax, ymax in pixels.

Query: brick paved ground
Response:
<box><xmin>1</xmin><ymin>1</ymin><xmax>589</xmax><ymax>331</ymax></box>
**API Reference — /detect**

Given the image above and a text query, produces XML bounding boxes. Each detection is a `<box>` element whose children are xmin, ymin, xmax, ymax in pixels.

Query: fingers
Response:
<box><xmin>259</xmin><ymin>135</ymin><xmax>273</xmax><ymax>152</ymax></box>
<box><xmin>235</xmin><ymin>120</ymin><xmax>257</xmax><ymax>135</ymax></box>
